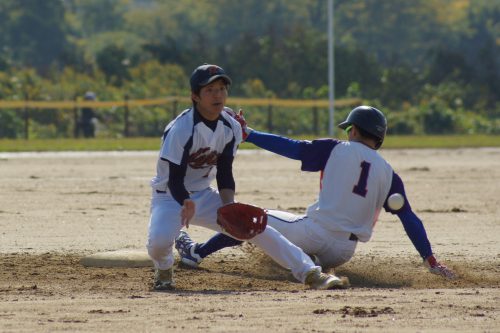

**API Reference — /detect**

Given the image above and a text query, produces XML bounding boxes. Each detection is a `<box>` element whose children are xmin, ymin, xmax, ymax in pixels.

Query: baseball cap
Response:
<box><xmin>190</xmin><ymin>64</ymin><xmax>232</xmax><ymax>92</ymax></box>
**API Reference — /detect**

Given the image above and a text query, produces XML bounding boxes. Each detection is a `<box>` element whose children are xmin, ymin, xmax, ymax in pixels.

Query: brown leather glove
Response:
<box><xmin>217</xmin><ymin>203</ymin><xmax>267</xmax><ymax>240</ymax></box>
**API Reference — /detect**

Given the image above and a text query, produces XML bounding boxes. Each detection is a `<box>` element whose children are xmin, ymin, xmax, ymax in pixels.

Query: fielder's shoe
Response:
<box><xmin>308</xmin><ymin>253</ymin><xmax>322</xmax><ymax>267</ymax></box>
<box><xmin>305</xmin><ymin>269</ymin><xmax>350</xmax><ymax>290</ymax></box>
<box><xmin>175</xmin><ymin>231</ymin><xmax>203</xmax><ymax>268</ymax></box>
<box><xmin>153</xmin><ymin>267</ymin><xmax>175</xmax><ymax>291</ymax></box>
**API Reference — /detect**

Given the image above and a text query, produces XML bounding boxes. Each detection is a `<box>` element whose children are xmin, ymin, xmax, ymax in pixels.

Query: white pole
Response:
<box><xmin>328</xmin><ymin>0</ymin><xmax>335</xmax><ymax>136</ymax></box>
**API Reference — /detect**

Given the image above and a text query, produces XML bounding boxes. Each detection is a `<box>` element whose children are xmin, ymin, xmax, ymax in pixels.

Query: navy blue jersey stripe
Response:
<box><xmin>268</xmin><ymin>212</ymin><xmax>306</xmax><ymax>224</ymax></box>
<box><xmin>220</xmin><ymin>114</ymin><xmax>232</xmax><ymax>129</ymax></box>
<box><xmin>162</xmin><ymin>128</ymin><xmax>170</xmax><ymax>143</ymax></box>
<box><xmin>179</xmin><ymin>117</ymin><xmax>196</xmax><ymax>167</ymax></box>
<box><xmin>192</xmin><ymin>107</ymin><xmax>203</xmax><ymax>126</ymax></box>
<box><xmin>162</xmin><ymin>108</ymin><xmax>191</xmax><ymax>142</ymax></box>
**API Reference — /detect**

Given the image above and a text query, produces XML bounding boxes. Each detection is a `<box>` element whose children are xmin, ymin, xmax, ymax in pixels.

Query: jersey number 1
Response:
<box><xmin>353</xmin><ymin>161</ymin><xmax>371</xmax><ymax>197</ymax></box>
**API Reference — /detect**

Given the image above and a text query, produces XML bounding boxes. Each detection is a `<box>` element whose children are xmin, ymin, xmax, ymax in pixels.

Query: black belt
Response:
<box><xmin>349</xmin><ymin>233</ymin><xmax>358</xmax><ymax>241</ymax></box>
<box><xmin>156</xmin><ymin>189</ymin><xmax>199</xmax><ymax>194</ymax></box>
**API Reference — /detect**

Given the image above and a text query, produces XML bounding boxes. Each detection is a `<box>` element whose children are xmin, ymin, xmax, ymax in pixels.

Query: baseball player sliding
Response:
<box><xmin>175</xmin><ymin>106</ymin><xmax>456</xmax><ymax>280</ymax></box>
<box><xmin>147</xmin><ymin>64</ymin><xmax>349</xmax><ymax>291</ymax></box>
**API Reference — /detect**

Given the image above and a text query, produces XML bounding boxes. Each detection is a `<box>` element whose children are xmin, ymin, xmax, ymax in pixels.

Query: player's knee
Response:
<box><xmin>147</xmin><ymin>236</ymin><xmax>174</xmax><ymax>260</ymax></box>
<box><xmin>147</xmin><ymin>245</ymin><xmax>173</xmax><ymax>269</ymax></box>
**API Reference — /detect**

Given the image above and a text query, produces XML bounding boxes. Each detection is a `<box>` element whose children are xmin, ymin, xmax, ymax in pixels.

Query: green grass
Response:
<box><xmin>295</xmin><ymin>134</ymin><xmax>500</xmax><ymax>149</ymax></box>
<box><xmin>0</xmin><ymin>135</ymin><xmax>499</xmax><ymax>152</ymax></box>
<box><xmin>382</xmin><ymin>135</ymin><xmax>500</xmax><ymax>148</ymax></box>
<box><xmin>0</xmin><ymin>138</ymin><xmax>162</xmax><ymax>152</ymax></box>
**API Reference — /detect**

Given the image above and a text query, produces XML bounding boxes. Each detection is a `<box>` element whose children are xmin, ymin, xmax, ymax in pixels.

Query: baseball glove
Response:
<box><xmin>217</xmin><ymin>203</ymin><xmax>267</xmax><ymax>240</ymax></box>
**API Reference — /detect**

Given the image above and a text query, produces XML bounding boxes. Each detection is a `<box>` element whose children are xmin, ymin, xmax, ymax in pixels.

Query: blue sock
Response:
<box><xmin>196</xmin><ymin>233</ymin><xmax>243</xmax><ymax>258</ymax></box>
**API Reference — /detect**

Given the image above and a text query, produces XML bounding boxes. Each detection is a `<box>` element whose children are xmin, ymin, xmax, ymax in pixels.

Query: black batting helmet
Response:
<box><xmin>338</xmin><ymin>106</ymin><xmax>387</xmax><ymax>149</ymax></box>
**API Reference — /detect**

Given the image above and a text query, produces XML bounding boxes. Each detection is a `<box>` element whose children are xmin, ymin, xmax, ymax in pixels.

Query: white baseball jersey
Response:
<box><xmin>150</xmin><ymin>107</ymin><xmax>242</xmax><ymax>193</ymax></box>
<box><xmin>147</xmin><ymin>106</ymin><xmax>242</xmax><ymax>270</ymax></box>
<box><xmin>306</xmin><ymin>141</ymin><xmax>393</xmax><ymax>241</ymax></box>
<box><xmin>240</xmin><ymin>131</ymin><xmax>432</xmax><ymax>268</ymax></box>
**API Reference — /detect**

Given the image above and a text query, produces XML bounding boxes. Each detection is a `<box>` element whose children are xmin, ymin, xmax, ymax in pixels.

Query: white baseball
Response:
<box><xmin>388</xmin><ymin>193</ymin><xmax>405</xmax><ymax>210</ymax></box>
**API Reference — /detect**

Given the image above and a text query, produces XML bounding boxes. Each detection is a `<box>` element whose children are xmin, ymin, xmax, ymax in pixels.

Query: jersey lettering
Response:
<box><xmin>352</xmin><ymin>161</ymin><xmax>371</xmax><ymax>197</ymax></box>
<box><xmin>188</xmin><ymin>147</ymin><xmax>219</xmax><ymax>169</ymax></box>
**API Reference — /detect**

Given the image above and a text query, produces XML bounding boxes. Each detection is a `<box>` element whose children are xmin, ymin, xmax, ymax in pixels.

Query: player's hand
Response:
<box><xmin>227</xmin><ymin>109</ymin><xmax>252</xmax><ymax>141</ymax></box>
<box><xmin>181</xmin><ymin>199</ymin><xmax>195</xmax><ymax>228</ymax></box>
<box><xmin>424</xmin><ymin>255</ymin><xmax>456</xmax><ymax>279</ymax></box>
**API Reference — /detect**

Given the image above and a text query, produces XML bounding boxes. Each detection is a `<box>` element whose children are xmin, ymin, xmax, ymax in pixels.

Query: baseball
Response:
<box><xmin>388</xmin><ymin>193</ymin><xmax>405</xmax><ymax>210</ymax></box>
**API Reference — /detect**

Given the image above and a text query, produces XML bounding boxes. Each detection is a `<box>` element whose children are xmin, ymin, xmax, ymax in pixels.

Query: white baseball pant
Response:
<box><xmin>266</xmin><ymin>210</ymin><xmax>358</xmax><ymax>269</ymax></box>
<box><xmin>146</xmin><ymin>187</ymin><xmax>320</xmax><ymax>283</ymax></box>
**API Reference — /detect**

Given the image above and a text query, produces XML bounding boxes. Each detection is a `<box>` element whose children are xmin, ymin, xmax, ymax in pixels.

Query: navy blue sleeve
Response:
<box><xmin>300</xmin><ymin>139</ymin><xmax>340</xmax><ymax>172</ymax></box>
<box><xmin>216</xmin><ymin>137</ymin><xmax>236</xmax><ymax>191</ymax></box>
<box><xmin>164</xmin><ymin>124</ymin><xmax>194</xmax><ymax>206</ymax></box>
<box><xmin>385</xmin><ymin>172</ymin><xmax>433</xmax><ymax>259</ymax></box>
<box><xmin>397</xmin><ymin>210</ymin><xmax>433</xmax><ymax>259</ymax></box>
<box><xmin>246</xmin><ymin>130</ymin><xmax>306</xmax><ymax>160</ymax></box>
<box><xmin>167</xmin><ymin>159</ymin><xmax>190</xmax><ymax>206</ymax></box>
<box><xmin>246</xmin><ymin>131</ymin><xmax>339</xmax><ymax>171</ymax></box>
<box><xmin>383</xmin><ymin>172</ymin><xmax>412</xmax><ymax>213</ymax></box>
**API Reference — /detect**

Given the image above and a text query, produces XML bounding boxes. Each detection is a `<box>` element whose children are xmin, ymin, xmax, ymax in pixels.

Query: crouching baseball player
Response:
<box><xmin>146</xmin><ymin>63</ymin><xmax>349</xmax><ymax>291</ymax></box>
<box><xmin>175</xmin><ymin>106</ymin><xmax>456</xmax><ymax>281</ymax></box>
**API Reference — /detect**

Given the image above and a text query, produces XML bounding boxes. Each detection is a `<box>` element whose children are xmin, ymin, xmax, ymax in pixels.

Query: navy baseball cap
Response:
<box><xmin>190</xmin><ymin>64</ymin><xmax>232</xmax><ymax>92</ymax></box>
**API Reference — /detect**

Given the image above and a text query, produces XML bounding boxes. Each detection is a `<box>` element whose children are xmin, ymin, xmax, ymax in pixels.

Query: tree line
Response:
<box><xmin>0</xmin><ymin>0</ymin><xmax>498</xmax><ymax>138</ymax></box>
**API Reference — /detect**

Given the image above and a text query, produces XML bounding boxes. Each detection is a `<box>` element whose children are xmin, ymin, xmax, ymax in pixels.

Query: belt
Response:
<box><xmin>156</xmin><ymin>189</ymin><xmax>199</xmax><ymax>194</ymax></box>
<box><xmin>349</xmin><ymin>233</ymin><xmax>359</xmax><ymax>241</ymax></box>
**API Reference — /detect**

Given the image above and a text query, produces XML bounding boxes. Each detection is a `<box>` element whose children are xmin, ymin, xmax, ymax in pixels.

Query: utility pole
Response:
<box><xmin>328</xmin><ymin>0</ymin><xmax>335</xmax><ymax>136</ymax></box>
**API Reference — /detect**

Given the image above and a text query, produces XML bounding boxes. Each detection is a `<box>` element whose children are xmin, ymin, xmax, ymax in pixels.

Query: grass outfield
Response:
<box><xmin>0</xmin><ymin>135</ymin><xmax>499</xmax><ymax>152</ymax></box>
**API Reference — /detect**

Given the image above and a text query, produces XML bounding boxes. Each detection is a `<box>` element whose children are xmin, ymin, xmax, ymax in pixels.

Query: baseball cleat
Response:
<box><xmin>305</xmin><ymin>269</ymin><xmax>350</xmax><ymax>290</ymax></box>
<box><xmin>153</xmin><ymin>267</ymin><xmax>175</xmax><ymax>291</ymax></box>
<box><xmin>175</xmin><ymin>231</ymin><xmax>203</xmax><ymax>268</ymax></box>
<box><xmin>308</xmin><ymin>253</ymin><xmax>322</xmax><ymax>267</ymax></box>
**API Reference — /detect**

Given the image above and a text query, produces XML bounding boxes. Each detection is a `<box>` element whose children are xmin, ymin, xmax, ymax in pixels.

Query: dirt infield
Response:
<box><xmin>0</xmin><ymin>148</ymin><xmax>499</xmax><ymax>332</ymax></box>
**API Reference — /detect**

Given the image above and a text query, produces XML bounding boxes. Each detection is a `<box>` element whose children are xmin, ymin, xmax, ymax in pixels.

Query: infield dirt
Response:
<box><xmin>0</xmin><ymin>148</ymin><xmax>499</xmax><ymax>332</ymax></box>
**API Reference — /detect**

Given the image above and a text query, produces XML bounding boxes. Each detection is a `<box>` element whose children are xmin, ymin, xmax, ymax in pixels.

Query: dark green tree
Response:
<box><xmin>0</xmin><ymin>0</ymin><xmax>69</xmax><ymax>73</ymax></box>
<box><xmin>96</xmin><ymin>45</ymin><xmax>131</xmax><ymax>86</ymax></box>
<box><xmin>66</xmin><ymin>0</ymin><xmax>128</xmax><ymax>35</ymax></box>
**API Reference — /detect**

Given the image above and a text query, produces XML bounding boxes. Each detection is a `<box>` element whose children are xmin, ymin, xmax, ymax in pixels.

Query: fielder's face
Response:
<box><xmin>192</xmin><ymin>79</ymin><xmax>228</xmax><ymax>120</ymax></box>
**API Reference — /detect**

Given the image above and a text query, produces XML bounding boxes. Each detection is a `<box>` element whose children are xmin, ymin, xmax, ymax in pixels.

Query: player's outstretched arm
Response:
<box><xmin>387</xmin><ymin>173</ymin><xmax>456</xmax><ymax>280</ymax></box>
<box><xmin>397</xmin><ymin>210</ymin><xmax>456</xmax><ymax>279</ymax></box>
<box><xmin>225</xmin><ymin>108</ymin><xmax>306</xmax><ymax>159</ymax></box>
<box><xmin>246</xmin><ymin>130</ymin><xmax>307</xmax><ymax>160</ymax></box>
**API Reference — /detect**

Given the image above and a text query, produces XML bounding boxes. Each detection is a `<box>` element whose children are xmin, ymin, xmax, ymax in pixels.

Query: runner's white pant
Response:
<box><xmin>146</xmin><ymin>187</ymin><xmax>319</xmax><ymax>283</ymax></box>
<box><xmin>267</xmin><ymin>210</ymin><xmax>358</xmax><ymax>269</ymax></box>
